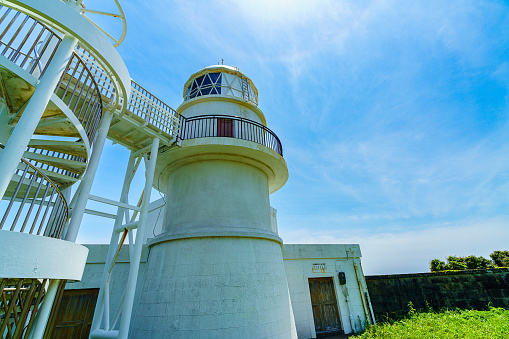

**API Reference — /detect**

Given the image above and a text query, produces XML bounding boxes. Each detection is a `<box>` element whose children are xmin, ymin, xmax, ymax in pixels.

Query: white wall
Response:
<box><xmin>143</xmin><ymin>198</ymin><xmax>279</xmax><ymax>244</ymax></box>
<box><xmin>283</xmin><ymin>244</ymin><xmax>371</xmax><ymax>337</ymax></box>
<box><xmin>180</xmin><ymin>99</ymin><xmax>263</xmax><ymax>125</ymax></box>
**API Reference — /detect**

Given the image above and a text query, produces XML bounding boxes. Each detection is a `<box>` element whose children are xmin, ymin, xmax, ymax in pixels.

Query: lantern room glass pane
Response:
<box><xmin>186</xmin><ymin>72</ymin><xmax>223</xmax><ymax>100</ymax></box>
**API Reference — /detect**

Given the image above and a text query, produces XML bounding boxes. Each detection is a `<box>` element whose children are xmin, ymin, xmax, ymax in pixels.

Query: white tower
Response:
<box><xmin>131</xmin><ymin>65</ymin><xmax>297</xmax><ymax>338</ymax></box>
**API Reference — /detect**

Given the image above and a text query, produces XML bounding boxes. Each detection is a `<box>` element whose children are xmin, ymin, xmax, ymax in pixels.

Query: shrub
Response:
<box><xmin>355</xmin><ymin>307</ymin><xmax>509</xmax><ymax>338</ymax></box>
<box><xmin>490</xmin><ymin>250</ymin><xmax>509</xmax><ymax>267</ymax></box>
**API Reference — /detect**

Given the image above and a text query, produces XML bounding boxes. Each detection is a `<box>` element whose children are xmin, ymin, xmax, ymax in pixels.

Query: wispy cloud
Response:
<box><xmin>280</xmin><ymin>216</ymin><xmax>509</xmax><ymax>275</ymax></box>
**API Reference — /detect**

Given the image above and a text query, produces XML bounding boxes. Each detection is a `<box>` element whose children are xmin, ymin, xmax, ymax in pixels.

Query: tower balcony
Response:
<box><xmin>179</xmin><ymin>114</ymin><xmax>283</xmax><ymax>156</ymax></box>
<box><xmin>155</xmin><ymin>114</ymin><xmax>288</xmax><ymax>196</ymax></box>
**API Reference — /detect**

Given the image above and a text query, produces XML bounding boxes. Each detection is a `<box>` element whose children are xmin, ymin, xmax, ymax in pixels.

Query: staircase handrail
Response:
<box><xmin>0</xmin><ymin>6</ymin><xmax>62</xmax><ymax>78</ymax></box>
<box><xmin>74</xmin><ymin>45</ymin><xmax>118</xmax><ymax>104</ymax></box>
<box><xmin>54</xmin><ymin>51</ymin><xmax>104</xmax><ymax>145</ymax></box>
<box><xmin>0</xmin><ymin>144</ymin><xmax>69</xmax><ymax>239</ymax></box>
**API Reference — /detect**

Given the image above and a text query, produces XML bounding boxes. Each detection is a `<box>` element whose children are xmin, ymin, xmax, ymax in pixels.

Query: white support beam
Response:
<box><xmin>28</xmin><ymin>280</ymin><xmax>60</xmax><ymax>339</ymax></box>
<box><xmin>90</xmin><ymin>152</ymin><xmax>137</xmax><ymax>336</ymax></box>
<box><xmin>84</xmin><ymin>209</ymin><xmax>117</xmax><ymax>219</ymax></box>
<box><xmin>131</xmin><ymin>144</ymin><xmax>151</xmax><ymax>158</ymax></box>
<box><xmin>65</xmin><ymin>109</ymin><xmax>114</xmax><ymax>242</ymax></box>
<box><xmin>117</xmin><ymin>138</ymin><xmax>159</xmax><ymax>339</ymax></box>
<box><xmin>113</xmin><ymin>220</ymin><xmax>138</xmax><ymax>234</ymax></box>
<box><xmin>88</xmin><ymin>195</ymin><xmax>140</xmax><ymax>211</ymax></box>
<box><xmin>111</xmin><ymin>288</ymin><xmax>126</xmax><ymax>331</ymax></box>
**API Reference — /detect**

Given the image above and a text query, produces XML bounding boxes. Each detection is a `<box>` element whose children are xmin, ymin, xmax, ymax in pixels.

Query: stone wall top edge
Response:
<box><xmin>366</xmin><ymin>267</ymin><xmax>509</xmax><ymax>280</ymax></box>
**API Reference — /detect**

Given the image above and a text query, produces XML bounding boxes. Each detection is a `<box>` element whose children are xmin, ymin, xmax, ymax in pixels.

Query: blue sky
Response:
<box><xmin>78</xmin><ymin>0</ymin><xmax>509</xmax><ymax>275</ymax></box>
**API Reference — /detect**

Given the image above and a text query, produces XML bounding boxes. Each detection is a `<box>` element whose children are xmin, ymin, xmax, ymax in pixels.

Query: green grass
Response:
<box><xmin>355</xmin><ymin>306</ymin><xmax>509</xmax><ymax>339</ymax></box>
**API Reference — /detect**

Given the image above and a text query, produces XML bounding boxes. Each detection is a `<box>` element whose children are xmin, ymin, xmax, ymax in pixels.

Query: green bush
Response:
<box><xmin>430</xmin><ymin>259</ymin><xmax>446</xmax><ymax>272</ymax></box>
<box><xmin>430</xmin><ymin>252</ymin><xmax>502</xmax><ymax>272</ymax></box>
<box><xmin>355</xmin><ymin>306</ymin><xmax>509</xmax><ymax>339</ymax></box>
<box><xmin>490</xmin><ymin>250</ymin><xmax>509</xmax><ymax>267</ymax></box>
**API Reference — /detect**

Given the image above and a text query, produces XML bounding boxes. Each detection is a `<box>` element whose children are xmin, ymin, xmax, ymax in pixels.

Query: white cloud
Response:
<box><xmin>280</xmin><ymin>216</ymin><xmax>509</xmax><ymax>275</ymax></box>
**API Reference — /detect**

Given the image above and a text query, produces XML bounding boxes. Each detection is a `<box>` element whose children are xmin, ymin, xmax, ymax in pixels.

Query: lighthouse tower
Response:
<box><xmin>131</xmin><ymin>65</ymin><xmax>296</xmax><ymax>338</ymax></box>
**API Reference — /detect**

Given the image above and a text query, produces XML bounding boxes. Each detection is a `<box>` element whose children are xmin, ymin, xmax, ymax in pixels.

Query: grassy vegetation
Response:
<box><xmin>355</xmin><ymin>304</ymin><xmax>509</xmax><ymax>339</ymax></box>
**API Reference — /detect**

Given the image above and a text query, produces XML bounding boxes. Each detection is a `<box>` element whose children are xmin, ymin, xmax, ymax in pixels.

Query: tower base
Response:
<box><xmin>131</xmin><ymin>235</ymin><xmax>297</xmax><ymax>338</ymax></box>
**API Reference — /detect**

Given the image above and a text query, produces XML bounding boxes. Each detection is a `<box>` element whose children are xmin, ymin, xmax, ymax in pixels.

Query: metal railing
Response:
<box><xmin>0</xmin><ymin>145</ymin><xmax>69</xmax><ymax>239</ymax></box>
<box><xmin>0</xmin><ymin>278</ymin><xmax>47</xmax><ymax>339</ymax></box>
<box><xmin>74</xmin><ymin>45</ymin><xmax>117</xmax><ymax>104</ymax></box>
<box><xmin>0</xmin><ymin>6</ymin><xmax>180</xmax><ymax>141</ymax></box>
<box><xmin>74</xmin><ymin>48</ymin><xmax>181</xmax><ymax>137</ymax></box>
<box><xmin>179</xmin><ymin>115</ymin><xmax>283</xmax><ymax>156</ymax></box>
<box><xmin>0</xmin><ymin>6</ymin><xmax>61</xmax><ymax>78</ymax></box>
<box><xmin>128</xmin><ymin>80</ymin><xmax>180</xmax><ymax>136</ymax></box>
<box><xmin>54</xmin><ymin>52</ymin><xmax>103</xmax><ymax>145</ymax></box>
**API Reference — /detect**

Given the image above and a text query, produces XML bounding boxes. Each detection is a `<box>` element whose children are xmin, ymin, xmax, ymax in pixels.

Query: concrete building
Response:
<box><xmin>0</xmin><ymin>1</ymin><xmax>374</xmax><ymax>338</ymax></box>
<box><xmin>68</xmin><ymin>228</ymin><xmax>373</xmax><ymax>338</ymax></box>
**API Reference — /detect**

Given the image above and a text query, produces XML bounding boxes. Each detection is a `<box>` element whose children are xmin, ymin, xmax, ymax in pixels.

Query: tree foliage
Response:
<box><xmin>490</xmin><ymin>250</ymin><xmax>509</xmax><ymax>268</ymax></box>
<box><xmin>429</xmin><ymin>251</ymin><xmax>507</xmax><ymax>272</ymax></box>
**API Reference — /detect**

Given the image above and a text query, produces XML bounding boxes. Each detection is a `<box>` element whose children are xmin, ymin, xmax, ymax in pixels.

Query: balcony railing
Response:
<box><xmin>179</xmin><ymin>115</ymin><xmax>283</xmax><ymax>156</ymax></box>
<box><xmin>128</xmin><ymin>80</ymin><xmax>180</xmax><ymax>136</ymax></box>
<box><xmin>0</xmin><ymin>145</ymin><xmax>68</xmax><ymax>239</ymax></box>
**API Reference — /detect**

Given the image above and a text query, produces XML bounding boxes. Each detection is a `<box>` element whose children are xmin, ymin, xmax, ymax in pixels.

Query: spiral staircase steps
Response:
<box><xmin>36</xmin><ymin>167</ymin><xmax>78</xmax><ymax>188</ymax></box>
<box><xmin>2</xmin><ymin>161</ymin><xmax>76</xmax><ymax>199</ymax></box>
<box><xmin>0</xmin><ymin>67</ymin><xmax>36</xmax><ymax>113</ymax></box>
<box><xmin>22</xmin><ymin>151</ymin><xmax>86</xmax><ymax>173</ymax></box>
<box><xmin>27</xmin><ymin>139</ymin><xmax>87</xmax><ymax>157</ymax></box>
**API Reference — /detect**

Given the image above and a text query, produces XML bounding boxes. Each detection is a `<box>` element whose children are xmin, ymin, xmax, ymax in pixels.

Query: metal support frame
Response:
<box><xmin>65</xmin><ymin>109</ymin><xmax>114</xmax><ymax>242</ymax></box>
<box><xmin>0</xmin><ymin>33</ymin><xmax>78</xmax><ymax>201</ymax></box>
<box><xmin>89</xmin><ymin>137</ymin><xmax>159</xmax><ymax>339</ymax></box>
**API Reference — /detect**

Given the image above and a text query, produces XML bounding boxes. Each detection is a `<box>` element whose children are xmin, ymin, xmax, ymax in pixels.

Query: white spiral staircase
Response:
<box><xmin>0</xmin><ymin>1</ymin><xmax>180</xmax><ymax>338</ymax></box>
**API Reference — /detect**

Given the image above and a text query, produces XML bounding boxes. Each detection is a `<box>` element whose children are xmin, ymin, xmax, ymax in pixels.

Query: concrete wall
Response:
<box><xmin>365</xmin><ymin>268</ymin><xmax>509</xmax><ymax>321</ymax></box>
<box><xmin>163</xmin><ymin>160</ymin><xmax>271</xmax><ymax>233</ymax></box>
<box><xmin>143</xmin><ymin>199</ymin><xmax>280</xmax><ymax>245</ymax></box>
<box><xmin>180</xmin><ymin>99</ymin><xmax>263</xmax><ymax>125</ymax></box>
<box><xmin>132</xmin><ymin>237</ymin><xmax>296</xmax><ymax>339</ymax></box>
<box><xmin>69</xmin><ymin>244</ymin><xmax>371</xmax><ymax>338</ymax></box>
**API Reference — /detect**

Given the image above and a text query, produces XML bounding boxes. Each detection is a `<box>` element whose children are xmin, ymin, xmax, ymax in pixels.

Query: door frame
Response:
<box><xmin>308</xmin><ymin>276</ymin><xmax>343</xmax><ymax>337</ymax></box>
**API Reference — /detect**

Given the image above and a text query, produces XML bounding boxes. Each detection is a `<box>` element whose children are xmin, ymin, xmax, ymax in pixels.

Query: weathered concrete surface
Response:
<box><xmin>131</xmin><ymin>237</ymin><xmax>296</xmax><ymax>339</ymax></box>
<box><xmin>365</xmin><ymin>268</ymin><xmax>509</xmax><ymax>321</ymax></box>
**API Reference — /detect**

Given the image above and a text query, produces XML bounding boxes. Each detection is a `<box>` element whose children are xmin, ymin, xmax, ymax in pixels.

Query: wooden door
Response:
<box><xmin>47</xmin><ymin>288</ymin><xmax>99</xmax><ymax>339</ymax></box>
<box><xmin>309</xmin><ymin>277</ymin><xmax>342</xmax><ymax>337</ymax></box>
<box><xmin>217</xmin><ymin>118</ymin><xmax>234</xmax><ymax>137</ymax></box>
